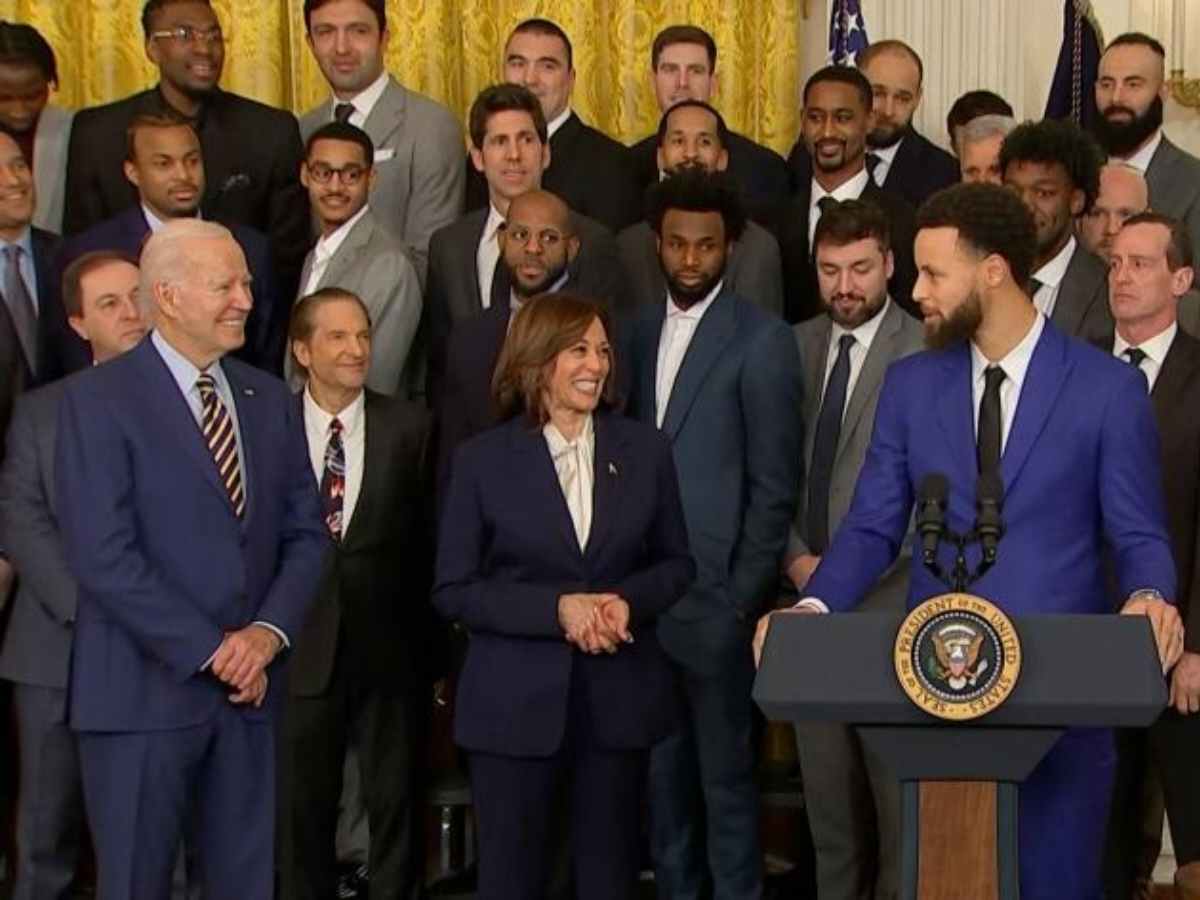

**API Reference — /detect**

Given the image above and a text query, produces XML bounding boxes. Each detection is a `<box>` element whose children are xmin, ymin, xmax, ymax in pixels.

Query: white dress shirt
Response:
<box><xmin>970</xmin><ymin>312</ymin><xmax>1045</xmax><ymax>453</ymax></box>
<box><xmin>305</xmin><ymin>204</ymin><xmax>370</xmax><ymax>296</ymax></box>
<box><xmin>546</xmin><ymin>106</ymin><xmax>572</xmax><ymax>140</ymax></box>
<box><xmin>822</xmin><ymin>299</ymin><xmax>891</xmax><ymax>417</ymax></box>
<box><xmin>1030</xmin><ymin>236</ymin><xmax>1077</xmax><ymax>319</ymax></box>
<box><xmin>868</xmin><ymin>139</ymin><xmax>902</xmax><ymax>187</ymax></box>
<box><xmin>327</xmin><ymin>69</ymin><xmax>389</xmax><ymax>128</ymax></box>
<box><xmin>809</xmin><ymin>167</ymin><xmax>871</xmax><ymax>246</ymax></box>
<box><xmin>303</xmin><ymin>386</ymin><xmax>366</xmax><ymax>534</ymax></box>
<box><xmin>1120</xmin><ymin>128</ymin><xmax>1163</xmax><ymax>177</ymax></box>
<box><xmin>544</xmin><ymin>414</ymin><xmax>594</xmax><ymax>549</ymax></box>
<box><xmin>476</xmin><ymin>204</ymin><xmax>506</xmax><ymax>309</ymax></box>
<box><xmin>1114</xmin><ymin>321</ymin><xmax>1177</xmax><ymax>393</ymax></box>
<box><xmin>655</xmin><ymin>281</ymin><xmax>723</xmax><ymax>427</ymax></box>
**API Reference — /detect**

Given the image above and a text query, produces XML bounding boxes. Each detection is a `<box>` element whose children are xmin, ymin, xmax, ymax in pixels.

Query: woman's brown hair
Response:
<box><xmin>490</xmin><ymin>292</ymin><xmax>618</xmax><ymax>425</ymax></box>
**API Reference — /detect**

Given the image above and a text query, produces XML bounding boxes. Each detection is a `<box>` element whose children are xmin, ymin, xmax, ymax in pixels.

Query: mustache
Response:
<box><xmin>1103</xmin><ymin>104</ymin><xmax>1137</xmax><ymax>118</ymax></box>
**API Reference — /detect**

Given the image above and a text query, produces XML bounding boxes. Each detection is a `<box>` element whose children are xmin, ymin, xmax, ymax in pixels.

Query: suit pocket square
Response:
<box><xmin>374</xmin><ymin>148</ymin><xmax>396</xmax><ymax>162</ymax></box>
<box><xmin>219</xmin><ymin>173</ymin><xmax>252</xmax><ymax>194</ymax></box>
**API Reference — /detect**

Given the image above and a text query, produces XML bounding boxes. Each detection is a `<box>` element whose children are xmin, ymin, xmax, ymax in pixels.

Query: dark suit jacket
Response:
<box><xmin>1145</xmin><ymin>136</ymin><xmax>1200</xmax><ymax>276</ymax></box>
<box><xmin>787</xmin><ymin>127</ymin><xmax>959</xmax><ymax>210</ymax></box>
<box><xmin>627</xmin><ymin>129</ymin><xmax>791</xmax><ymax>225</ymax></box>
<box><xmin>433</xmin><ymin>411</ymin><xmax>694</xmax><ymax>756</ymax></box>
<box><xmin>777</xmin><ymin>176</ymin><xmax>918</xmax><ymax>323</ymax></box>
<box><xmin>291</xmin><ymin>390</ymin><xmax>435</xmax><ymax>696</ymax></box>
<box><xmin>55</xmin><ymin>337</ymin><xmax>329</xmax><ymax>732</ymax></box>
<box><xmin>617</xmin><ymin>219</ymin><xmax>783</xmax><ymax>316</ymax></box>
<box><xmin>1049</xmin><ymin>242</ymin><xmax>1113</xmax><ymax>344</ymax></box>
<box><xmin>62</xmin><ymin>86</ymin><xmax>309</xmax><ymax>297</ymax></box>
<box><xmin>621</xmin><ymin>289</ymin><xmax>803</xmax><ymax>669</ymax></box>
<box><xmin>465</xmin><ymin>112</ymin><xmax>641</xmax><ymax>233</ymax></box>
<box><xmin>0</xmin><ymin>378</ymin><xmax>74</xmax><ymax>688</ymax></box>
<box><xmin>58</xmin><ymin>207</ymin><xmax>284</xmax><ymax>372</ymax></box>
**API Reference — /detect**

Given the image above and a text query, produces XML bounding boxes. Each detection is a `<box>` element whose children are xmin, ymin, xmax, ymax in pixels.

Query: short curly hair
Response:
<box><xmin>646</xmin><ymin>167</ymin><xmax>746</xmax><ymax>243</ymax></box>
<box><xmin>998</xmin><ymin>119</ymin><xmax>1105</xmax><ymax>214</ymax></box>
<box><xmin>917</xmin><ymin>183</ymin><xmax>1037</xmax><ymax>287</ymax></box>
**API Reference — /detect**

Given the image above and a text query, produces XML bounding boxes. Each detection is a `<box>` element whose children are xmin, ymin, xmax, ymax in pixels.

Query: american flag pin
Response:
<box><xmin>608</xmin><ymin>462</ymin><xmax>618</xmax><ymax>476</ymax></box>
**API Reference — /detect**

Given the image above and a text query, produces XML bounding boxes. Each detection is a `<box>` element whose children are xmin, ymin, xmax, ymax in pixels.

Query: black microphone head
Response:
<box><xmin>920</xmin><ymin>473</ymin><xmax>949</xmax><ymax>504</ymax></box>
<box><xmin>976</xmin><ymin>471</ymin><xmax>1004</xmax><ymax>509</ymax></box>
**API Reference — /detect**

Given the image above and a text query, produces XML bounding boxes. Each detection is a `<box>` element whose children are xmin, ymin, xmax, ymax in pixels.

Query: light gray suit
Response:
<box><xmin>1050</xmin><ymin>242</ymin><xmax>1114</xmax><ymax>344</ymax></box>
<box><xmin>0</xmin><ymin>379</ymin><xmax>86</xmax><ymax>899</ymax></box>
<box><xmin>300</xmin><ymin>77</ymin><xmax>464</xmax><ymax>286</ymax></box>
<box><xmin>31</xmin><ymin>104</ymin><xmax>73</xmax><ymax>234</ymax></box>
<box><xmin>1146</xmin><ymin>135</ymin><xmax>1200</xmax><ymax>274</ymax></box>
<box><xmin>288</xmin><ymin>208</ymin><xmax>422</xmax><ymax>396</ymax></box>
<box><xmin>616</xmin><ymin>218</ymin><xmax>784</xmax><ymax>316</ymax></box>
<box><xmin>787</xmin><ymin>300</ymin><xmax>923</xmax><ymax>900</ymax></box>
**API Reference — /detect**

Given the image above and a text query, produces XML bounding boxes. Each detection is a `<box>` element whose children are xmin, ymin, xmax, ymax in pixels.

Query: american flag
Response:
<box><xmin>829</xmin><ymin>0</ymin><xmax>870</xmax><ymax>66</ymax></box>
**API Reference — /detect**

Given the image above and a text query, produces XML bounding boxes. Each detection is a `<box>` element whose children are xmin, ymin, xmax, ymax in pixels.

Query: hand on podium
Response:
<box><xmin>753</xmin><ymin>605</ymin><xmax>822</xmax><ymax>668</ymax></box>
<box><xmin>1120</xmin><ymin>592</ymin><xmax>1184</xmax><ymax>673</ymax></box>
<box><xmin>1170</xmin><ymin>652</ymin><xmax>1200</xmax><ymax>715</ymax></box>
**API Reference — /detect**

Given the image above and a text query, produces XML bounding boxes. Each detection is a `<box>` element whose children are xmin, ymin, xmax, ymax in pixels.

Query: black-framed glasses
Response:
<box><xmin>306</xmin><ymin>162</ymin><xmax>369</xmax><ymax>186</ymax></box>
<box><xmin>149</xmin><ymin>26</ymin><xmax>225</xmax><ymax>46</ymax></box>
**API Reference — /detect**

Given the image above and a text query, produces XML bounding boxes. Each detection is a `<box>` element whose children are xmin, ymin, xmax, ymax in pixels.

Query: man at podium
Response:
<box><xmin>754</xmin><ymin>183</ymin><xmax>1183</xmax><ymax>900</ymax></box>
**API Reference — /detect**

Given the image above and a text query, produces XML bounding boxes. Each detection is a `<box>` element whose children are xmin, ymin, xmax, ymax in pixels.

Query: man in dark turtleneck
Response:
<box><xmin>62</xmin><ymin>0</ymin><xmax>308</xmax><ymax>298</ymax></box>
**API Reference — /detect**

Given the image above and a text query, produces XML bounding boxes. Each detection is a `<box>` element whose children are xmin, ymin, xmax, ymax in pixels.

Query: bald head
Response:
<box><xmin>506</xmin><ymin>189</ymin><xmax>573</xmax><ymax>233</ymax></box>
<box><xmin>500</xmin><ymin>189</ymin><xmax>580</xmax><ymax>300</ymax></box>
<box><xmin>1077</xmin><ymin>163</ymin><xmax>1150</xmax><ymax>262</ymax></box>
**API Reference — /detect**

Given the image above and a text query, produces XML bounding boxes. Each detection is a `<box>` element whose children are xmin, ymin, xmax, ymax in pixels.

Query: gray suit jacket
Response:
<box><xmin>288</xmin><ymin>208</ymin><xmax>422</xmax><ymax>396</ymax></box>
<box><xmin>616</xmin><ymin>219</ymin><xmax>784</xmax><ymax>316</ymax></box>
<box><xmin>0</xmin><ymin>379</ymin><xmax>74</xmax><ymax>688</ymax></box>
<box><xmin>1051</xmin><ymin>243</ymin><xmax>1113</xmax><ymax>344</ymax></box>
<box><xmin>32</xmin><ymin>104</ymin><xmax>73</xmax><ymax>234</ymax></box>
<box><xmin>1146</xmin><ymin>135</ymin><xmax>1200</xmax><ymax>273</ymax></box>
<box><xmin>300</xmin><ymin>77</ymin><xmax>464</xmax><ymax>286</ymax></box>
<box><xmin>787</xmin><ymin>301</ymin><xmax>923</xmax><ymax>610</ymax></box>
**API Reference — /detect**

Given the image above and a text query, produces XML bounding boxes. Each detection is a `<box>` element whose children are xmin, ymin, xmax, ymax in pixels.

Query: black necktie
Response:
<box><xmin>2</xmin><ymin>244</ymin><xmax>37</xmax><ymax>375</ymax></box>
<box><xmin>807</xmin><ymin>333</ymin><xmax>856</xmax><ymax>554</ymax></box>
<box><xmin>334</xmin><ymin>102</ymin><xmax>355</xmax><ymax>123</ymax></box>
<box><xmin>1124</xmin><ymin>347</ymin><xmax>1147</xmax><ymax>368</ymax></box>
<box><xmin>978</xmin><ymin>365</ymin><xmax>1006</xmax><ymax>475</ymax></box>
<box><xmin>866</xmin><ymin>152</ymin><xmax>883</xmax><ymax>184</ymax></box>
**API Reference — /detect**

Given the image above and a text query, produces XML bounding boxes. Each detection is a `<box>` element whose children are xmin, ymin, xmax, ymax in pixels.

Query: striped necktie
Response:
<box><xmin>196</xmin><ymin>372</ymin><xmax>245</xmax><ymax>518</ymax></box>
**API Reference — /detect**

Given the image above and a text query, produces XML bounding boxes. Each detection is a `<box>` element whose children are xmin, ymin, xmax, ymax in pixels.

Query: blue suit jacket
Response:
<box><xmin>57</xmin><ymin>207</ymin><xmax>285</xmax><ymax>373</ymax></box>
<box><xmin>805</xmin><ymin>319</ymin><xmax>1176</xmax><ymax>612</ymax></box>
<box><xmin>433</xmin><ymin>411</ymin><xmax>695</xmax><ymax>757</ymax></box>
<box><xmin>56</xmin><ymin>336</ymin><xmax>329</xmax><ymax>732</ymax></box>
<box><xmin>621</xmin><ymin>289</ymin><xmax>804</xmax><ymax>635</ymax></box>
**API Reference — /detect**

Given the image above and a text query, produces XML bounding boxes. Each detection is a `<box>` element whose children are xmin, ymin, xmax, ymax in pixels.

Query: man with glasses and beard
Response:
<box><xmin>755</xmin><ymin>183</ymin><xmax>1183</xmax><ymax>900</ymax></box>
<box><xmin>1093</xmin><ymin>32</ymin><xmax>1200</xmax><ymax>270</ymax></box>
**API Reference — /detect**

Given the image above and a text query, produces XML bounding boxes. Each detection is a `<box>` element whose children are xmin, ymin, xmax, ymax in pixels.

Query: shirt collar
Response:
<box><xmin>1121</xmin><ymin>128</ymin><xmax>1163</xmax><ymax>176</ymax></box>
<box><xmin>0</xmin><ymin>226</ymin><xmax>33</xmax><ymax>255</ymax></box>
<box><xmin>151</xmin><ymin>328</ymin><xmax>229</xmax><ymax>396</ymax></box>
<box><xmin>666</xmin><ymin>279</ymin><xmax>724</xmax><ymax>318</ymax></box>
<box><xmin>332</xmin><ymin>69</ymin><xmax>389</xmax><ymax>123</ymax></box>
<box><xmin>970</xmin><ymin>311</ymin><xmax>1045</xmax><ymax>384</ymax></box>
<box><xmin>811</xmin><ymin>166</ymin><xmax>871</xmax><ymax>207</ymax></box>
<box><xmin>870</xmin><ymin>139</ymin><xmax>902</xmax><ymax>166</ymax></box>
<box><xmin>142</xmin><ymin>204</ymin><xmax>168</xmax><ymax>233</ymax></box>
<box><xmin>544</xmin><ymin>411</ymin><xmax>593</xmax><ymax>454</ymax></box>
<box><xmin>316</xmin><ymin>204</ymin><xmax>370</xmax><ymax>260</ymax></box>
<box><xmin>546</xmin><ymin>106</ymin><xmax>572</xmax><ymax>140</ymax></box>
<box><xmin>1032</xmin><ymin>235</ymin><xmax>1077</xmax><ymax>289</ymax></box>
<box><xmin>831</xmin><ymin>298</ymin><xmax>890</xmax><ymax>351</ymax></box>
<box><xmin>483</xmin><ymin>203</ymin><xmax>506</xmax><ymax>242</ymax></box>
<box><xmin>1114</xmin><ymin>320</ymin><xmax>1178</xmax><ymax>366</ymax></box>
<box><xmin>303</xmin><ymin>383</ymin><xmax>365</xmax><ymax>436</ymax></box>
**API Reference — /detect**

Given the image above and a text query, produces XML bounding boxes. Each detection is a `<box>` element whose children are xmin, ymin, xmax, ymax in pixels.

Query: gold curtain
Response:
<box><xmin>0</xmin><ymin>0</ymin><xmax>804</xmax><ymax>155</ymax></box>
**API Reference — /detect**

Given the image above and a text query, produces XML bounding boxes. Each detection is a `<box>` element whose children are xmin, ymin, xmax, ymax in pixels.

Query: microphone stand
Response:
<box><xmin>924</xmin><ymin>524</ymin><xmax>998</xmax><ymax>592</ymax></box>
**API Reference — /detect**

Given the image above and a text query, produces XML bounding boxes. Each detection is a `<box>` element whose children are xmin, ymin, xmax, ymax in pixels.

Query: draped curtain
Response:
<box><xmin>0</xmin><ymin>0</ymin><xmax>804</xmax><ymax>155</ymax></box>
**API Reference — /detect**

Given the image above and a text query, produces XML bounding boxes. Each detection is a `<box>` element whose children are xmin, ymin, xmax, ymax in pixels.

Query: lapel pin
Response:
<box><xmin>242</xmin><ymin>387</ymin><xmax>255</xmax><ymax>396</ymax></box>
<box><xmin>608</xmin><ymin>462</ymin><xmax>618</xmax><ymax>476</ymax></box>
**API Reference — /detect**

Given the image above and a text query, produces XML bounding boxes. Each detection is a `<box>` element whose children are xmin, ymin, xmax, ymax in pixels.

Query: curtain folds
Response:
<box><xmin>0</xmin><ymin>0</ymin><xmax>803</xmax><ymax>154</ymax></box>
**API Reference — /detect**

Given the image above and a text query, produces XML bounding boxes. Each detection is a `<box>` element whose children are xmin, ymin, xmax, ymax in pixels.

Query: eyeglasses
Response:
<box><xmin>149</xmin><ymin>26</ymin><xmax>225</xmax><ymax>46</ymax></box>
<box><xmin>306</xmin><ymin>162</ymin><xmax>368</xmax><ymax>186</ymax></box>
<box><xmin>504</xmin><ymin>225</ymin><xmax>568</xmax><ymax>247</ymax></box>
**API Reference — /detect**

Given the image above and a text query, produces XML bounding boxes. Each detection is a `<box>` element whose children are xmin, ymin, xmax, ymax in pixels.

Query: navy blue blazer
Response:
<box><xmin>806</xmin><ymin>319</ymin><xmax>1177</xmax><ymax>612</ymax></box>
<box><xmin>621</xmin><ymin>289</ymin><xmax>804</xmax><ymax>630</ymax></box>
<box><xmin>55</xmin><ymin>336</ymin><xmax>329</xmax><ymax>732</ymax></box>
<box><xmin>433</xmin><ymin>411</ymin><xmax>695</xmax><ymax>757</ymax></box>
<box><xmin>57</xmin><ymin>206</ymin><xmax>285</xmax><ymax>373</ymax></box>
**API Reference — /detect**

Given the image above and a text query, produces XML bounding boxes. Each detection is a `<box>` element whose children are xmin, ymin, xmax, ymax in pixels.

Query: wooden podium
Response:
<box><xmin>754</xmin><ymin>613</ymin><xmax>1166</xmax><ymax>900</ymax></box>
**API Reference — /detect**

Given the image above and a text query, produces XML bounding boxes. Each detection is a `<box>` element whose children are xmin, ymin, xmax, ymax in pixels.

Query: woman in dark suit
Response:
<box><xmin>434</xmin><ymin>292</ymin><xmax>694</xmax><ymax>900</ymax></box>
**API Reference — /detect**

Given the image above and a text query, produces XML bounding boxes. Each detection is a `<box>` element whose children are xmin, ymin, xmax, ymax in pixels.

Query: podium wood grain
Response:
<box><xmin>918</xmin><ymin>782</ymin><xmax>999</xmax><ymax>900</ymax></box>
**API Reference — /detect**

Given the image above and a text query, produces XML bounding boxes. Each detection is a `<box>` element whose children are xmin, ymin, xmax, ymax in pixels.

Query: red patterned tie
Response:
<box><xmin>196</xmin><ymin>373</ymin><xmax>245</xmax><ymax>518</ymax></box>
<box><xmin>320</xmin><ymin>417</ymin><xmax>345</xmax><ymax>540</ymax></box>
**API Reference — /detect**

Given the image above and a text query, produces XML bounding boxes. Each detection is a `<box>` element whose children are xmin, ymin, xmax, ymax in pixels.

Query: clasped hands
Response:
<box><xmin>210</xmin><ymin>624</ymin><xmax>282</xmax><ymax>707</ymax></box>
<box><xmin>557</xmin><ymin>593</ymin><xmax>633</xmax><ymax>654</ymax></box>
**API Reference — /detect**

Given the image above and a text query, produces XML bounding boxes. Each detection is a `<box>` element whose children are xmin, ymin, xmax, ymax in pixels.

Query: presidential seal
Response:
<box><xmin>893</xmin><ymin>593</ymin><xmax>1022</xmax><ymax>721</ymax></box>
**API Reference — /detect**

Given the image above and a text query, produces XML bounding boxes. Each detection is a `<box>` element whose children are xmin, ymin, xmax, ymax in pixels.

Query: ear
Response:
<box><xmin>300</xmin><ymin>161</ymin><xmax>311</xmax><ymax>190</ymax></box>
<box><xmin>1171</xmin><ymin>264</ymin><xmax>1194</xmax><ymax>297</ymax></box>
<box><xmin>123</xmin><ymin>160</ymin><xmax>140</xmax><ymax>190</ymax></box>
<box><xmin>67</xmin><ymin>314</ymin><xmax>89</xmax><ymax>343</ymax></box>
<box><xmin>656</xmin><ymin>145</ymin><xmax>666</xmax><ymax>174</ymax></box>
<box><xmin>154</xmin><ymin>281</ymin><xmax>178</xmax><ymax>321</ymax></box>
<box><xmin>710</xmin><ymin>69</ymin><xmax>720</xmax><ymax>101</ymax></box>
<box><xmin>469</xmin><ymin>146</ymin><xmax>485</xmax><ymax>174</ymax></box>
<box><xmin>715</xmin><ymin>147</ymin><xmax>729</xmax><ymax>172</ymax></box>
<box><xmin>884</xmin><ymin>248</ymin><xmax>896</xmax><ymax>281</ymax></box>
<box><xmin>292</xmin><ymin>340</ymin><xmax>312</xmax><ymax>371</ymax></box>
<box><xmin>366</xmin><ymin>165</ymin><xmax>377</xmax><ymax>192</ymax></box>
<box><xmin>1069</xmin><ymin>187</ymin><xmax>1086</xmax><ymax>218</ymax></box>
<box><xmin>145</xmin><ymin>36</ymin><xmax>161</xmax><ymax>67</ymax></box>
<box><xmin>566</xmin><ymin>234</ymin><xmax>581</xmax><ymax>263</ymax></box>
<box><xmin>379</xmin><ymin>27</ymin><xmax>391</xmax><ymax>53</ymax></box>
<box><xmin>540</xmin><ymin>141</ymin><xmax>551</xmax><ymax>174</ymax></box>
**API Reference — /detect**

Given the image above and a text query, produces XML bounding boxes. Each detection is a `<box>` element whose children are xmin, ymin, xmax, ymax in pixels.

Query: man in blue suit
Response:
<box><xmin>55</xmin><ymin>219</ymin><xmax>329</xmax><ymax>899</ymax></box>
<box><xmin>754</xmin><ymin>183</ymin><xmax>1183</xmax><ymax>900</ymax></box>
<box><xmin>622</xmin><ymin>168</ymin><xmax>804</xmax><ymax>899</ymax></box>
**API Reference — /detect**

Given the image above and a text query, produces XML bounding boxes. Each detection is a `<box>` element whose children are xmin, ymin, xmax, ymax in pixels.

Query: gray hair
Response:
<box><xmin>139</xmin><ymin>219</ymin><xmax>237</xmax><ymax>309</ymax></box>
<box><xmin>959</xmin><ymin>114</ymin><xmax>1017</xmax><ymax>148</ymax></box>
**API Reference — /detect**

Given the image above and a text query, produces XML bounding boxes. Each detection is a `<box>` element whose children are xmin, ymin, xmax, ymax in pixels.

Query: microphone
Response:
<box><xmin>916</xmin><ymin>474</ymin><xmax>949</xmax><ymax>566</ymax></box>
<box><xmin>975</xmin><ymin>472</ymin><xmax>1005</xmax><ymax>565</ymax></box>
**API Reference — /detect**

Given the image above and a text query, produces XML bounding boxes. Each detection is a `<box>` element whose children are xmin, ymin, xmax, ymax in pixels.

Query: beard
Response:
<box><xmin>826</xmin><ymin>288</ymin><xmax>887</xmax><ymax>329</ymax></box>
<box><xmin>867</xmin><ymin>121</ymin><xmax>909</xmax><ymax>150</ymax></box>
<box><xmin>1092</xmin><ymin>96</ymin><xmax>1164</xmax><ymax>157</ymax></box>
<box><xmin>663</xmin><ymin>259</ymin><xmax>727</xmax><ymax>309</ymax></box>
<box><xmin>924</xmin><ymin>290</ymin><xmax>984</xmax><ymax>350</ymax></box>
<box><xmin>510</xmin><ymin>256</ymin><xmax>569</xmax><ymax>300</ymax></box>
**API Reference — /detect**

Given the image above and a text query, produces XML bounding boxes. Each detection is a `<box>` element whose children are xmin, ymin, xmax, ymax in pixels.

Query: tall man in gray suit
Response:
<box><xmin>1093</xmin><ymin>32</ymin><xmax>1200</xmax><ymax>272</ymax></box>
<box><xmin>289</xmin><ymin>121</ymin><xmax>422</xmax><ymax>396</ymax></box>
<box><xmin>786</xmin><ymin>199</ymin><xmax>923</xmax><ymax>900</ymax></box>
<box><xmin>617</xmin><ymin>100</ymin><xmax>783</xmax><ymax>316</ymax></box>
<box><xmin>1000</xmin><ymin>118</ymin><xmax>1113</xmax><ymax>343</ymax></box>
<box><xmin>300</xmin><ymin>0</ymin><xmax>464</xmax><ymax>285</ymax></box>
<box><xmin>0</xmin><ymin>250</ymin><xmax>147</xmax><ymax>900</ymax></box>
